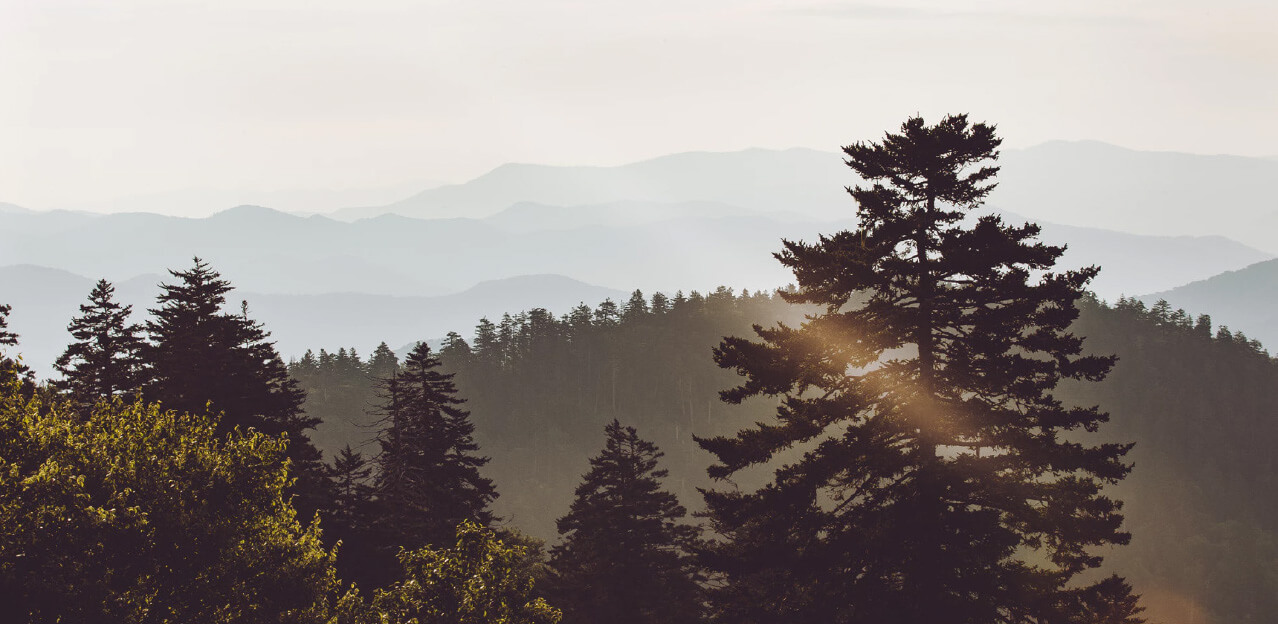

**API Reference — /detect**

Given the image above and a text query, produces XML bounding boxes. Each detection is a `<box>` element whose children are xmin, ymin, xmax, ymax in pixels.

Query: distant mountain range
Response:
<box><xmin>333</xmin><ymin>148</ymin><xmax>853</xmax><ymax>222</ymax></box>
<box><xmin>0</xmin><ymin>265</ymin><xmax>624</xmax><ymax>377</ymax></box>
<box><xmin>327</xmin><ymin>143</ymin><xmax>1278</xmax><ymax>254</ymax></box>
<box><xmin>5</xmin><ymin>141</ymin><xmax>1278</xmax><ymax>370</ymax></box>
<box><xmin>1142</xmin><ymin>258</ymin><xmax>1278</xmax><ymax>350</ymax></box>
<box><xmin>0</xmin><ymin>201</ymin><xmax>1268</xmax><ymax>302</ymax></box>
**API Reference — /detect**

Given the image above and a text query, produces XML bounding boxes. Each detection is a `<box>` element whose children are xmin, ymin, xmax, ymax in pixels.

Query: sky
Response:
<box><xmin>2</xmin><ymin>0</ymin><xmax>1276</xmax><ymax>215</ymax></box>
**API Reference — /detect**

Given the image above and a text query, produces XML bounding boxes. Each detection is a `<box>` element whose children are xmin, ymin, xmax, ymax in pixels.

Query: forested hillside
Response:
<box><xmin>293</xmin><ymin>289</ymin><xmax>1278</xmax><ymax>624</ymax></box>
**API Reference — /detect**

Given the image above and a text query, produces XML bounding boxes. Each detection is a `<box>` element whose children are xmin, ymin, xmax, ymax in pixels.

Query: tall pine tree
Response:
<box><xmin>142</xmin><ymin>258</ymin><xmax>328</xmax><ymax>514</ymax></box>
<box><xmin>550</xmin><ymin>420</ymin><xmax>703</xmax><ymax>624</ymax></box>
<box><xmin>697</xmin><ymin>115</ymin><xmax>1142</xmax><ymax>623</ymax></box>
<box><xmin>54</xmin><ymin>279</ymin><xmax>145</xmax><ymax>411</ymax></box>
<box><xmin>373</xmin><ymin>342</ymin><xmax>497</xmax><ymax>554</ymax></box>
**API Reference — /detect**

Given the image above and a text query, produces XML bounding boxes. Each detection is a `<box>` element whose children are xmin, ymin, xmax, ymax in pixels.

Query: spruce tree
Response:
<box><xmin>142</xmin><ymin>258</ymin><xmax>327</xmax><ymax>514</ymax></box>
<box><xmin>374</xmin><ymin>342</ymin><xmax>497</xmax><ymax>552</ymax></box>
<box><xmin>367</xmin><ymin>342</ymin><xmax>400</xmax><ymax>379</ymax></box>
<box><xmin>0</xmin><ymin>305</ymin><xmax>33</xmax><ymax>392</ymax></box>
<box><xmin>54</xmin><ymin>279</ymin><xmax>145</xmax><ymax>411</ymax></box>
<box><xmin>697</xmin><ymin>115</ymin><xmax>1140</xmax><ymax>623</ymax></box>
<box><xmin>550</xmin><ymin>420</ymin><xmax>703</xmax><ymax>624</ymax></box>
<box><xmin>0</xmin><ymin>304</ymin><xmax>15</xmax><ymax>348</ymax></box>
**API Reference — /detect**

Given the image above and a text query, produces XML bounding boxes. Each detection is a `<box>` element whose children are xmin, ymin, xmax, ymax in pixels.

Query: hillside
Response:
<box><xmin>291</xmin><ymin>289</ymin><xmax>1278</xmax><ymax>624</ymax></box>
<box><xmin>1142</xmin><ymin>257</ymin><xmax>1278</xmax><ymax>349</ymax></box>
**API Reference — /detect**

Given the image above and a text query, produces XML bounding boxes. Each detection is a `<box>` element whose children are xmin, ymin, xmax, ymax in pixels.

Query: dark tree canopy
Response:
<box><xmin>54</xmin><ymin>279</ymin><xmax>145</xmax><ymax>412</ymax></box>
<box><xmin>549</xmin><ymin>420</ymin><xmax>703</xmax><ymax>624</ymax></box>
<box><xmin>141</xmin><ymin>257</ymin><xmax>327</xmax><ymax>515</ymax></box>
<box><xmin>697</xmin><ymin>115</ymin><xmax>1140</xmax><ymax>623</ymax></box>
<box><xmin>142</xmin><ymin>258</ymin><xmax>312</xmax><ymax>435</ymax></box>
<box><xmin>374</xmin><ymin>342</ymin><xmax>497</xmax><ymax>552</ymax></box>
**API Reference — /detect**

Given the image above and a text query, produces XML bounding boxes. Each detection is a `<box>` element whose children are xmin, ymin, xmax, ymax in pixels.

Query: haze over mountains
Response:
<box><xmin>332</xmin><ymin>141</ymin><xmax>1278</xmax><ymax>254</ymax></box>
<box><xmin>3</xmin><ymin>140</ymin><xmax>1277</xmax><ymax>376</ymax></box>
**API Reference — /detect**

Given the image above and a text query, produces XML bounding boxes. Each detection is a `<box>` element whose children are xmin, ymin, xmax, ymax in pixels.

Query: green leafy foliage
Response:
<box><xmin>0</xmin><ymin>380</ymin><xmax>339</xmax><ymax>623</ymax></box>
<box><xmin>344</xmin><ymin>521</ymin><xmax>561</xmax><ymax>624</ymax></box>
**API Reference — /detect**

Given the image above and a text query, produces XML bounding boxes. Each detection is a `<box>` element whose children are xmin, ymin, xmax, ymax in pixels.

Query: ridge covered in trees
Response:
<box><xmin>291</xmin><ymin>287</ymin><xmax>1278</xmax><ymax>624</ymax></box>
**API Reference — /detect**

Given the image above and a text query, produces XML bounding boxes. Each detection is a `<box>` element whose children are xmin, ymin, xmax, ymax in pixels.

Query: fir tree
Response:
<box><xmin>550</xmin><ymin>420</ymin><xmax>703</xmax><ymax>624</ymax></box>
<box><xmin>593</xmin><ymin>299</ymin><xmax>620</xmax><ymax>327</ymax></box>
<box><xmin>142</xmin><ymin>257</ymin><xmax>327</xmax><ymax>514</ymax></box>
<box><xmin>367</xmin><ymin>341</ymin><xmax>400</xmax><ymax>379</ymax></box>
<box><xmin>327</xmin><ymin>444</ymin><xmax>377</xmax><ymax>587</ymax></box>
<box><xmin>697</xmin><ymin>115</ymin><xmax>1139</xmax><ymax>623</ymax></box>
<box><xmin>0</xmin><ymin>304</ymin><xmax>15</xmax><ymax>348</ymax></box>
<box><xmin>374</xmin><ymin>342</ymin><xmax>497</xmax><ymax>552</ymax></box>
<box><xmin>0</xmin><ymin>304</ymin><xmax>29</xmax><ymax>385</ymax></box>
<box><xmin>331</xmin><ymin>445</ymin><xmax>374</xmax><ymax>532</ymax></box>
<box><xmin>440</xmin><ymin>331</ymin><xmax>473</xmax><ymax>368</ymax></box>
<box><xmin>0</xmin><ymin>305</ymin><xmax>35</xmax><ymax>395</ymax></box>
<box><xmin>622</xmin><ymin>290</ymin><xmax>649</xmax><ymax>323</ymax></box>
<box><xmin>53</xmin><ymin>279</ymin><xmax>145</xmax><ymax>411</ymax></box>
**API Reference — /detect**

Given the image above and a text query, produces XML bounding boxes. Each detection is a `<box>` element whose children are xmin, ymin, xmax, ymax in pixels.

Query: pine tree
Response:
<box><xmin>440</xmin><ymin>331</ymin><xmax>473</xmax><ymax>368</ymax></box>
<box><xmin>142</xmin><ymin>257</ymin><xmax>327</xmax><ymax>514</ymax></box>
<box><xmin>0</xmin><ymin>304</ymin><xmax>28</xmax><ymax>385</ymax></box>
<box><xmin>367</xmin><ymin>342</ymin><xmax>400</xmax><ymax>379</ymax></box>
<box><xmin>697</xmin><ymin>115</ymin><xmax>1139</xmax><ymax>622</ymax></box>
<box><xmin>53</xmin><ymin>279</ymin><xmax>145</xmax><ymax>411</ymax></box>
<box><xmin>550</xmin><ymin>420</ymin><xmax>703</xmax><ymax>624</ymax></box>
<box><xmin>0</xmin><ymin>304</ymin><xmax>15</xmax><ymax>348</ymax></box>
<box><xmin>622</xmin><ymin>290</ymin><xmax>649</xmax><ymax>323</ymax></box>
<box><xmin>374</xmin><ymin>342</ymin><xmax>497</xmax><ymax>553</ymax></box>
<box><xmin>331</xmin><ymin>445</ymin><xmax>374</xmax><ymax>531</ymax></box>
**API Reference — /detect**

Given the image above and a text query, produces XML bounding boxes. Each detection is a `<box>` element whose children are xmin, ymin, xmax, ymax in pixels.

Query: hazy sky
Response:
<box><xmin>3</xmin><ymin>0</ymin><xmax>1275</xmax><ymax>214</ymax></box>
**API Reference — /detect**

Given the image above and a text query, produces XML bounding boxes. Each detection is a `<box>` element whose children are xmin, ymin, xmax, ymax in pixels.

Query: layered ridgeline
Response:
<box><xmin>292</xmin><ymin>289</ymin><xmax>1278</xmax><ymax>624</ymax></box>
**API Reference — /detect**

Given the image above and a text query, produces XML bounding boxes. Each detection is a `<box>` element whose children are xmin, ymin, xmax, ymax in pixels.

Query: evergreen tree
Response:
<box><xmin>0</xmin><ymin>303</ymin><xmax>15</xmax><ymax>347</ymax></box>
<box><xmin>473</xmin><ymin>318</ymin><xmax>500</xmax><ymax>361</ymax></box>
<box><xmin>53</xmin><ymin>279</ymin><xmax>145</xmax><ymax>411</ymax></box>
<box><xmin>374</xmin><ymin>342</ymin><xmax>497</xmax><ymax>553</ymax></box>
<box><xmin>593</xmin><ymin>299</ymin><xmax>620</xmax><ymax>327</ymax></box>
<box><xmin>0</xmin><ymin>304</ymin><xmax>32</xmax><ymax>387</ymax></box>
<box><xmin>550</xmin><ymin>420</ymin><xmax>703</xmax><ymax>624</ymax></box>
<box><xmin>367</xmin><ymin>341</ymin><xmax>400</xmax><ymax>379</ymax></box>
<box><xmin>142</xmin><ymin>257</ymin><xmax>327</xmax><ymax>514</ymax></box>
<box><xmin>328</xmin><ymin>445</ymin><xmax>377</xmax><ymax>587</ymax></box>
<box><xmin>622</xmin><ymin>290</ymin><xmax>649</xmax><ymax>323</ymax></box>
<box><xmin>331</xmin><ymin>445</ymin><xmax>374</xmax><ymax>524</ymax></box>
<box><xmin>651</xmin><ymin>292</ymin><xmax>671</xmax><ymax>315</ymax></box>
<box><xmin>697</xmin><ymin>115</ymin><xmax>1139</xmax><ymax>622</ymax></box>
<box><xmin>440</xmin><ymin>331</ymin><xmax>473</xmax><ymax>368</ymax></box>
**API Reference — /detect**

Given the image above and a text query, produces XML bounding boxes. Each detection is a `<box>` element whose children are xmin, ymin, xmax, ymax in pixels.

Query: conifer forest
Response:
<box><xmin>3</xmin><ymin>114</ymin><xmax>1277</xmax><ymax>624</ymax></box>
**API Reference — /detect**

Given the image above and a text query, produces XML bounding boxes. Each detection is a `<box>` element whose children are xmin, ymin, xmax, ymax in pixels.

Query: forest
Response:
<box><xmin>2</xmin><ymin>115</ymin><xmax>1275</xmax><ymax>623</ymax></box>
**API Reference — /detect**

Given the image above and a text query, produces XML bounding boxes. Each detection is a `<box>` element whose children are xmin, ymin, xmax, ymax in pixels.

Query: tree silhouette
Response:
<box><xmin>54</xmin><ymin>279</ymin><xmax>145</xmax><ymax>412</ymax></box>
<box><xmin>374</xmin><ymin>342</ymin><xmax>497</xmax><ymax>555</ymax></box>
<box><xmin>697</xmin><ymin>115</ymin><xmax>1140</xmax><ymax>622</ymax></box>
<box><xmin>0</xmin><ymin>304</ymin><xmax>32</xmax><ymax>388</ymax></box>
<box><xmin>142</xmin><ymin>257</ymin><xmax>327</xmax><ymax>515</ymax></box>
<box><xmin>549</xmin><ymin>420</ymin><xmax>703</xmax><ymax>624</ymax></box>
